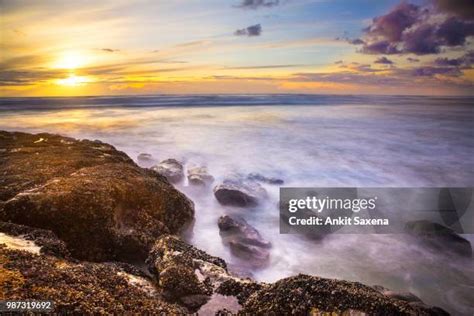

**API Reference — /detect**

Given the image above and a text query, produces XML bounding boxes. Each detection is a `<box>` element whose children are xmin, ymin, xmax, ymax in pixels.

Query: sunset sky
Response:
<box><xmin>1</xmin><ymin>0</ymin><xmax>473</xmax><ymax>96</ymax></box>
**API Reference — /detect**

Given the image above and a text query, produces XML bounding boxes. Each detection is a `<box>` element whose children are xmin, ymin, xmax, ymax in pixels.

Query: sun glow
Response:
<box><xmin>56</xmin><ymin>75</ymin><xmax>91</xmax><ymax>86</ymax></box>
<box><xmin>53</xmin><ymin>52</ymin><xmax>88</xmax><ymax>69</ymax></box>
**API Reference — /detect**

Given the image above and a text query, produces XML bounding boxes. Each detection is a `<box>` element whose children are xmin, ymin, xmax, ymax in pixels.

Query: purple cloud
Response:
<box><xmin>434</xmin><ymin>0</ymin><xmax>474</xmax><ymax>19</ymax></box>
<box><xmin>365</xmin><ymin>2</ymin><xmax>420</xmax><ymax>42</ymax></box>
<box><xmin>354</xmin><ymin>1</ymin><xmax>474</xmax><ymax>55</ymax></box>
<box><xmin>374</xmin><ymin>56</ymin><xmax>394</xmax><ymax>65</ymax></box>
<box><xmin>234</xmin><ymin>24</ymin><xmax>262</xmax><ymax>37</ymax></box>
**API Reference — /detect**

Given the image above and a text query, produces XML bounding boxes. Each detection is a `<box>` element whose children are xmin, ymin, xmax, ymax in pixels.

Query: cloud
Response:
<box><xmin>101</xmin><ymin>48</ymin><xmax>120</xmax><ymax>53</ymax></box>
<box><xmin>434</xmin><ymin>0</ymin><xmax>474</xmax><ymax>19</ymax></box>
<box><xmin>237</xmin><ymin>0</ymin><xmax>280</xmax><ymax>9</ymax></box>
<box><xmin>234</xmin><ymin>24</ymin><xmax>262</xmax><ymax>37</ymax></box>
<box><xmin>407</xmin><ymin>57</ymin><xmax>420</xmax><ymax>63</ymax></box>
<box><xmin>374</xmin><ymin>56</ymin><xmax>394</xmax><ymax>65</ymax></box>
<box><xmin>433</xmin><ymin>51</ymin><xmax>474</xmax><ymax>67</ymax></box>
<box><xmin>349</xmin><ymin>38</ymin><xmax>365</xmax><ymax>45</ymax></box>
<box><xmin>354</xmin><ymin>1</ymin><xmax>474</xmax><ymax>55</ymax></box>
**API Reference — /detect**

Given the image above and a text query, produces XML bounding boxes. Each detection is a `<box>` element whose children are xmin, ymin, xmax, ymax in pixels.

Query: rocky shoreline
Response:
<box><xmin>0</xmin><ymin>131</ymin><xmax>452</xmax><ymax>315</ymax></box>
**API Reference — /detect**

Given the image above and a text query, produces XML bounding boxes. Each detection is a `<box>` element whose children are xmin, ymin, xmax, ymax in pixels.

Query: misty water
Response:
<box><xmin>1</xmin><ymin>95</ymin><xmax>473</xmax><ymax>315</ymax></box>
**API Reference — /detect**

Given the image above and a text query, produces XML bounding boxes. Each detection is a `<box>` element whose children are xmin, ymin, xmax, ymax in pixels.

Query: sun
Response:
<box><xmin>54</xmin><ymin>52</ymin><xmax>88</xmax><ymax>70</ymax></box>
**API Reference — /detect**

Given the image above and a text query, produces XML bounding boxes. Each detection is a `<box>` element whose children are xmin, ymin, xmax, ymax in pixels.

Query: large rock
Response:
<box><xmin>0</xmin><ymin>131</ymin><xmax>194</xmax><ymax>262</ymax></box>
<box><xmin>0</xmin><ymin>242</ymin><xmax>185</xmax><ymax>314</ymax></box>
<box><xmin>187</xmin><ymin>167</ymin><xmax>214</xmax><ymax>186</ymax></box>
<box><xmin>214</xmin><ymin>178</ymin><xmax>267</xmax><ymax>207</ymax></box>
<box><xmin>405</xmin><ymin>220</ymin><xmax>472</xmax><ymax>257</ymax></box>
<box><xmin>218</xmin><ymin>215</ymin><xmax>271</xmax><ymax>267</ymax></box>
<box><xmin>151</xmin><ymin>159</ymin><xmax>184</xmax><ymax>183</ymax></box>
<box><xmin>227</xmin><ymin>274</ymin><xmax>448</xmax><ymax>315</ymax></box>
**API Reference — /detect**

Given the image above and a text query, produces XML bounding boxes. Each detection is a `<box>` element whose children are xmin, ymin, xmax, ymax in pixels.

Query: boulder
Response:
<box><xmin>218</xmin><ymin>215</ymin><xmax>271</xmax><ymax>266</ymax></box>
<box><xmin>404</xmin><ymin>220</ymin><xmax>472</xmax><ymax>257</ymax></box>
<box><xmin>247</xmin><ymin>172</ymin><xmax>284</xmax><ymax>185</ymax></box>
<box><xmin>214</xmin><ymin>178</ymin><xmax>267</xmax><ymax>207</ymax></box>
<box><xmin>236</xmin><ymin>274</ymin><xmax>448</xmax><ymax>315</ymax></box>
<box><xmin>0</xmin><ymin>244</ymin><xmax>186</xmax><ymax>314</ymax></box>
<box><xmin>187</xmin><ymin>167</ymin><xmax>214</xmax><ymax>186</ymax></box>
<box><xmin>151</xmin><ymin>159</ymin><xmax>184</xmax><ymax>183</ymax></box>
<box><xmin>0</xmin><ymin>131</ymin><xmax>194</xmax><ymax>262</ymax></box>
<box><xmin>147</xmin><ymin>234</ymin><xmax>231</xmax><ymax>311</ymax></box>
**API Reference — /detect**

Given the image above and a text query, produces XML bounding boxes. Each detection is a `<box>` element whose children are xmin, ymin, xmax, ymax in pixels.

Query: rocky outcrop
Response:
<box><xmin>214</xmin><ymin>178</ymin><xmax>267</xmax><ymax>207</ymax></box>
<box><xmin>0</xmin><ymin>131</ymin><xmax>194</xmax><ymax>262</ymax></box>
<box><xmin>223</xmin><ymin>274</ymin><xmax>448</xmax><ymax>315</ymax></box>
<box><xmin>187</xmin><ymin>167</ymin><xmax>214</xmax><ymax>186</ymax></box>
<box><xmin>218</xmin><ymin>215</ymin><xmax>271</xmax><ymax>266</ymax></box>
<box><xmin>0</xmin><ymin>244</ymin><xmax>186</xmax><ymax>314</ymax></box>
<box><xmin>151</xmin><ymin>159</ymin><xmax>184</xmax><ymax>183</ymax></box>
<box><xmin>405</xmin><ymin>220</ymin><xmax>472</xmax><ymax>257</ymax></box>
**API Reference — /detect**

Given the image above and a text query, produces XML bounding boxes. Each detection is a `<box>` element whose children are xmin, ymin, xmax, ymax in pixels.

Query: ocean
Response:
<box><xmin>1</xmin><ymin>94</ymin><xmax>473</xmax><ymax>315</ymax></box>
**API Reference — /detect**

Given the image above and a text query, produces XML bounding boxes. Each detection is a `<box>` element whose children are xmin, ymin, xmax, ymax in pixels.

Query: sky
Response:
<box><xmin>1</xmin><ymin>0</ymin><xmax>474</xmax><ymax>96</ymax></box>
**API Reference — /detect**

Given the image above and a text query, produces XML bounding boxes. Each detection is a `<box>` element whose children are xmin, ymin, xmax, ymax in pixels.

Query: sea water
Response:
<box><xmin>1</xmin><ymin>95</ymin><xmax>473</xmax><ymax>315</ymax></box>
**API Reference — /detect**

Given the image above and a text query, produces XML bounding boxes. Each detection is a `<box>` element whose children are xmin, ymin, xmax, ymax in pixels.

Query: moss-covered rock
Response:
<box><xmin>0</xmin><ymin>131</ymin><xmax>194</xmax><ymax>262</ymax></box>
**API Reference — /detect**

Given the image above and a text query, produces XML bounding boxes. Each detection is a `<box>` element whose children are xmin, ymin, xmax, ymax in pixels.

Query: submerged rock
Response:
<box><xmin>247</xmin><ymin>172</ymin><xmax>284</xmax><ymax>185</ymax></box>
<box><xmin>151</xmin><ymin>158</ymin><xmax>184</xmax><ymax>183</ymax></box>
<box><xmin>405</xmin><ymin>220</ymin><xmax>472</xmax><ymax>257</ymax></box>
<box><xmin>187</xmin><ymin>166</ymin><xmax>214</xmax><ymax>186</ymax></box>
<box><xmin>0</xmin><ymin>131</ymin><xmax>194</xmax><ymax>262</ymax></box>
<box><xmin>137</xmin><ymin>152</ymin><xmax>153</xmax><ymax>162</ymax></box>
<box><xmin>218</xmin><ymin>215</ymin><xmax>271</xmax><ymax>266</ymax></box>
<box><xmin>214</xmin><ymin>178</ymin><xmax>267</xmax><ymax>207</ymax></box>
<box><xmin>0</xmin><ymin>245</ymin><xmax>185</xmax><ymax>314</ymax></box>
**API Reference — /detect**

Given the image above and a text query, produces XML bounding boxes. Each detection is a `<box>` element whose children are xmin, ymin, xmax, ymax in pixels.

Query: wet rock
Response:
<box><xmin>137</xmin><ymin>152</ymin><xmax>153</xmax><ymax>161</ymax></box>
<box><xmin>218</xmin><ymin>215</ymin><xmax>270</xmax><ymax>266</ymax></box>
<box><xmin>0</xmin><ymin>245</ymin><xmax>186</xmax><ymax>314</ymax></box>
<box><xmin>151</xmin><ymin>158</ymin><xmax>184</xmax><ymax>183</ymax></box>
<box><xmin>238</xmin><ymin>274</ymin><xmax>447</xmax><ymax>315</ymax></box>
<box><xmin>405</xmin><ymin>220</ymin><xmax>472</xmax><ymax>257</ymax></box>
<box><xmin>0</xmin><ymin>131</ymin><xmax>194</xmax><ymax>262</ymax></box>
<box><xmin>147</xmin><ymin>234</ymin><xmax>228</xmax><ymax>311</ymax></box>
<box><xmin>214</xmin><ymin>178</ymin><xmax>267</xmax><ymax>207</ymax></box>
<box><xmin>187</xmin><ymin>166</ymin><xmax>214</xmax><ymax>186</ymax></box>
<box><xmin>247</xmin><ymin>172</ymin><xmax>284</xmax><ymax>185</ymax></box>
<box><xmin>0</xmin><ymin>221</ymin><xmax>70</xmax><ymax>258</ymax></box>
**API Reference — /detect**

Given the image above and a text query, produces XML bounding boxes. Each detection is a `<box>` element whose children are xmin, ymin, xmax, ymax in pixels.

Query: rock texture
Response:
<box><xmin>218</xmin><ymin>275</ymin><xmax>449</xmax><ymax>316</ymax></box>
<box><xmin>405</xmin><ymin>220</ymin><xmax>472</xmax><ymax>257</ymax></box>
<box><xmin>0</xmin><ymin>131</ymin><xmax>194</xmax><ymax>262</ymax></box>
<box><xmin>0</xmin><ymin>245</ymin><xmax>186</xmax><ymax>314</ymax></box>
<box><xmin>151</xmin><ymin>159</ymin><xmax>184</xmax><ymax>183</ymax></box>
<box><xmin>147</xmin><ymin>234</ymin><xmax>230</xmax><ymax>311</ymax></box>
<box><xmin>214</xmin><ymin>178</ymin><xmax>267</xmax><ymax>207</ymax></box>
